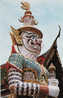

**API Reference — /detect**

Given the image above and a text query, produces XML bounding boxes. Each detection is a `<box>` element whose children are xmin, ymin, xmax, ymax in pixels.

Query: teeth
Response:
<box><xmin>34</xmin><ymin>45</ymin><xmax>40</xmax><ymax>50</ymax></box>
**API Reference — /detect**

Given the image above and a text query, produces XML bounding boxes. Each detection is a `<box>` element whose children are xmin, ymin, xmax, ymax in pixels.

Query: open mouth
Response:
<box><xmin>22</xmin><ymin>37</ymin><xmax>41</xmax><ymax>53</ymax></box>
<box><xmin>29</xmin><ymin>40</ymin><xmax>41</xmax><ymax>46</ymax></box>
<box><xmin>29</xmin><ymin>41</ymin><xmax>41</xmax><ymax>51</ymax></box>
<box><xmin>31</xmin><ymin>41</ymin><xmax>41</xmax><ymax>47</ymax></box>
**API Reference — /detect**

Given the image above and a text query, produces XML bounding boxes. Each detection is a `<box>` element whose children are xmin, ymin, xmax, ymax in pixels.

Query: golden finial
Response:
<box><xmin>48</xmin><ymin>63</ymin><xmax>56</xmax><ymax>72</ymax></box>
<box><xmin>10</xmin><ymin>26</ymin><xmax>19</xmax><ymax>34</ymax></box>
<box><xmin>10</xmin><ymin>26</ymin><xmax>23</xmax><ymax>45</ymax></box>
<box><xmin>21</xmin><ymin>1</ymin><xmax>30</xmax><ymax>10</ymax></box>
<box><xmin>19</xmin><ymin>1</ymin><xmax>38</xmax><ymax>26</ymax></box>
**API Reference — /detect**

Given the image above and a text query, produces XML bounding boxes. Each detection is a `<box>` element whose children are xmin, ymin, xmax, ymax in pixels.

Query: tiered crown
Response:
<box><xmin>19</xmin><ymin>2</ymin><xmax>38</xmax><ymax>26</ymax></box>
<box><xmin>10</xmin><ymin>1</ymin><xmax>43</xmax><ymax>45</ymax></box>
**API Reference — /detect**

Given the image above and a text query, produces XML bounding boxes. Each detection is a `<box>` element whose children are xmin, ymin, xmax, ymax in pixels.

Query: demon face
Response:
<box><xmin>21</xmin><ymin>31</ymin><xmax>42</xmax><ymax>54</ymax></box>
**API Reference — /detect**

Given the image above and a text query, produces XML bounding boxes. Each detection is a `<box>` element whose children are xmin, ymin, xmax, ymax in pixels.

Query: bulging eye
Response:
<box><xmin>31</xmin><ymin>35</ymin><xmax>39</xmax><ymax>40</ymax></box>
<box><xmin>31</xmin><ymin>36</ymin><xmax>35</xmax><ymax>39</ymax></box>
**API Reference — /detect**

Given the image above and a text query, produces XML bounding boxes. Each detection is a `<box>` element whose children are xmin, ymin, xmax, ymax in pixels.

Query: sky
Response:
<box><xmin>0</xmin><ymin>0</ymin><xmax>63</xmax><ymax>66</ymax></box>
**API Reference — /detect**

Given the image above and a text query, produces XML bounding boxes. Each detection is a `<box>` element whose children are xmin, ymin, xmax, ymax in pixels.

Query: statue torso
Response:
<box><xmin>8</xmin><ymin>53</ymin><xmax>42</xmax><ymax>83</ymax></box>
<box><xmin>8</xmin><ymin>53</ymin><xmax>48</xmax><ymax>98</ymax></box>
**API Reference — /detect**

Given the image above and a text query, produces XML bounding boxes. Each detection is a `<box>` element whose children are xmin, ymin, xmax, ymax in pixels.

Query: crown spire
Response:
<box><xmin>21</xmin><ymin>1</ymin><xmax>30</xmax><ymax>10</ymax></box>
<box><xmin>19</xmin><ymin>1</ymin><xmax>38</xmax><ymax>26</ymax></box>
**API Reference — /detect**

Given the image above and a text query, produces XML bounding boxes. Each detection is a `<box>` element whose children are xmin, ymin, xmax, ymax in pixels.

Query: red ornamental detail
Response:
<box><xmin>37</xmin><ymin>56</ymin><xmax>45</xmax><ymax>64</ymax></box>
<box><xmin>11</xmin><ymin>45</ymin><xmax>17</xmax><ymax>54</ymax></box>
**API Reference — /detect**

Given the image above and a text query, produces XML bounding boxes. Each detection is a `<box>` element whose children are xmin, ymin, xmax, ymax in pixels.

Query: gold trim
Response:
<box><xmin>18</xmin><ymin>26</ymin><xmax>43</xmax><ymax>38</ymax></box>
<box><xmin>24</xmin><ymin>80</ymin><xmax>40</xmax><ymax>84</ymax></box>
<box><xmin>10</xmin><ymin>26</ymin><xmax>23</xmax><ymax>45</ymax></box>
<box><xmin>23</xmin><ymin>68</ymin><xmax>38</xmax><ymax>79</ymax></box>
<box><xmin>7</xmin><ymin>61</ymin><xmax>23</xmax><ymax>73</ymax></box>
<box><xmin>8</xmin><ymin>93</ymin><xmax>16</xmax><ymax>98</ymax></box>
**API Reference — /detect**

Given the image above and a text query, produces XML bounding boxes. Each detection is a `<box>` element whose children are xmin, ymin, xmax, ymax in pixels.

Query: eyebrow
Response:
<box><xmin>26</xmin><ymin>32</ymin><xmax>33</xmax><ymax>35</ymax></box>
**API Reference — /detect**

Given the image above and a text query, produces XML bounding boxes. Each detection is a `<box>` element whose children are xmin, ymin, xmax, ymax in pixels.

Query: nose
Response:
<box><xmin>34</xmin><ymin>38</ymin><xmax>42</xmax><ymax>44</ymax></box>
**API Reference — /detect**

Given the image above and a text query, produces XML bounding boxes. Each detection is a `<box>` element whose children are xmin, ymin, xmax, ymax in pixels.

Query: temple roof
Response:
<box><xmin>37</xmin><ymin>26</ymin><xmax>63</xmax><ymax>98</ymax></box>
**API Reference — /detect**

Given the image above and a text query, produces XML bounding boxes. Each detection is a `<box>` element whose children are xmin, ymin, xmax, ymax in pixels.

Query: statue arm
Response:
<box><xmin>9</xmin><ymin>80</ymin><xmax>59</xmax><ymax>97</ymax></box>
<box><xmin>38</xmin><ymin>66</ymin><xmax>60</xmax><ymax>97</ymax></box>
<box><xmin>8</xmin><ymin>66</ymin><xmax>59</xmax><ymax>97</ymax></box>
<box><xmin>40</xmin><ymin>84</ymin><xmax>60</xmax><ymax>97</ymax></box>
